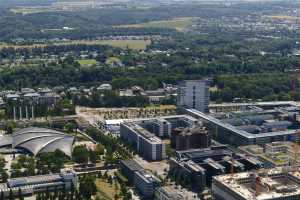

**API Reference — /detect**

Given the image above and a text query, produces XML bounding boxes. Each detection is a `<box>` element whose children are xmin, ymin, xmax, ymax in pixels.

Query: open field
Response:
<box><xmin>10</xmin><ymin>7</ymin><xmax>56</xmax><ymax>15</ymax></box>
<box><xmin>77</xmin><ymin>59</ymin><xmax>98</xmax><ymax>66</ymax></box>
<box><xmin>115</xmin><ymin>17</ymin><xmax>197</xmax><ymax>31</ymax></box>
<box><xmin>266</xmin><ymin>15</ymin><xmax>300</xmax><ymax>21</ymax></box>
<box><xmin>96</xmin><ymin>40</ymin><xmax>151</xmax><ymax>50</ymax></box>
<box><xmin>0</xmin><ymin>40</ymin><xmax>151</xmax><ymax>50</ymax></box>
<box><xmin>96</xmin><ymin>178</ymin><xmax>121</xmax><ymax>200</ymax></box>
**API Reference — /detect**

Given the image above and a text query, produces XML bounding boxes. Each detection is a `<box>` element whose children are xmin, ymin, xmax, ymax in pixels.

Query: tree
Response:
<box><xmin>79</xmin><ymin>175</ymin><xmax>97</xmax><ymax>200</ymax></box>
<box><xmin>89</xmin><ymin>150</ymin><xmax>97</xmax><ymax>164</ymax></box>
<box><xmin>64</xmin><ymin>122</ymin><xmax>77</xmax><ymax>133</ymax></box>
<box><xmin>95</xmin><ymin>144</ymin><xmax>105</xmax><ymax>156</ymax></box>
<box><xmin>4</xmin><ymin>121</ymin><xmax>16</xmax><ymax>135</ymax></box>
<box><xmin>18</xmin><ymin>187</ymin><xmax>24</xmax><ymax>200</ymax></box>
<box><xmin>37</xmin><ymin>150</ymin><xmax>68</xmax><ymax>174</ymax></box>
<box><xmin>73</xmin><ymin>145</ymin><xmax>89</xmax><ymax>164</ymax></box>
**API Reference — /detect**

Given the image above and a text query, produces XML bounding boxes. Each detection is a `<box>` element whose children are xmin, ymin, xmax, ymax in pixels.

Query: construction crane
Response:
<box><xmin>291</xmin><ymin>69</ymin><xmax>300</xmax><ymax>101</ymax></box>
<box><xmin>292</xmin><ymin>73</ymin><xmax>298</xmax><ymax>101</ymax></box>
<box><xmin>230</xmin><ymin>155</ymin><xmax>235</xmax><ymax>176</ymax></box>
<box><xmin>293</xmin><ymin>131</ymin><xmax>300</xmax><ymax>171</ymax></box>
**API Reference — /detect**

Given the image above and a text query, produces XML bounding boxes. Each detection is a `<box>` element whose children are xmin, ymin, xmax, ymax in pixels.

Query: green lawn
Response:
<box><xmin>77</xmin><ymin>59</ymin><xmax>98</xmax><ymax>66</ymax></box>
<box><xmin>116</xmin><ymin>17</ymin><xmax>197</xmax><ymax>31</ymax></box>
<box><xmin>97</xmin><ymin>40</ymin><xmax>151</xmax><ymax>50</ymax></box>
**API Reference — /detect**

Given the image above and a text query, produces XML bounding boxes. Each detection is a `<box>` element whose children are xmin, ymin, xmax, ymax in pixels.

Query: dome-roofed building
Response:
<box><xmin>0</xmin><ymin>127</ymin><xmax>75</xmax><ymax>157</ymax></box>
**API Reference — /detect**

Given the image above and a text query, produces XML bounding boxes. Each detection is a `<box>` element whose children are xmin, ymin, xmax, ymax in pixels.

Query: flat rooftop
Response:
<box><xmin>214</xmin><ymin>167</ymin><xmax>300</xmax><ymax>200</ymax></box>
<box><xmin>120</xmin><ymin>159</ymin><xmax>143</xmax><ymax>172</ymax></box>
<box><xmin>124</xmin><ymin>122</ymin><xmax>163</xmax><ymax>144</ymax></box>
<box><xmin>186</xmin><ymin>102</ymin><xmax>300</xmax><ymax>139</ymax></box>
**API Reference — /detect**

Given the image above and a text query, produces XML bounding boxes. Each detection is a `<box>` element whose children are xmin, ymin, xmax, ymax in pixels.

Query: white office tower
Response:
<box><xmin>177</xmin><ymin>80</ymin><xmax>210</xmax><ymax>112</ymax></box>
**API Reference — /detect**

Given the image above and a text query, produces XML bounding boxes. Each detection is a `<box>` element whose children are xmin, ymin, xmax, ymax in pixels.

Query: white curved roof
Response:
<box><xmin>12</xmin><ymin>127</ymin><xmax>74</xmax><ymax>157</ymax></box>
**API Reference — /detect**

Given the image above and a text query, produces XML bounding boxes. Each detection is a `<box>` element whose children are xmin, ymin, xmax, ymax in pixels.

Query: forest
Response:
<box><xmin>0</xmin><ymin>1</ymin><xmax>299</xmax><ymax>103</ymax></box>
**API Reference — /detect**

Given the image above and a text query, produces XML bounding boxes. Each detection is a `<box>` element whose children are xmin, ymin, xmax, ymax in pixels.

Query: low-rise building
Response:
<box><xmin>0</xmin><ymin>170</ymin><xmax>77</xmax><ymax>198</ymax></box>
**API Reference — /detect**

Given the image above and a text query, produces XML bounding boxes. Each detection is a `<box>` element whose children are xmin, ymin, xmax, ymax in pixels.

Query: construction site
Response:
<box><xmin>212</xmin><ymin>167</ymin><xmax>300</xmax><ymax>200</ymax></box>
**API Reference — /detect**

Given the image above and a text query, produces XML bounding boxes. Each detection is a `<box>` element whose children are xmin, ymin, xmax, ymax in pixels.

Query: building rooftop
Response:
<box><xmin>124</xmin><ymin>122</ymin><xmax>163</xmax><ymax>144</ymax></box>
<box><xmin>120</xmin><ymin>160</ymin><xmax>143</xmax><ymax>172</ymax></box>
<box><xmin>186</xmin><ymin>108</ymin><xmax>299</xmax><ymax>139</ymax></box>
<box><xmin>0</xmin><ymin>127</ymin><xmax>74</xmax><ymax>157</ymax></box>
<box><xmin>213</xmin><ymin>167</ymin><xmax>300</xmax><ymax>200</ymax></box>
<box><xmin>135</xmin><ymin>170</ymin><xmax>161</xmax><ymax>184</ymax></box>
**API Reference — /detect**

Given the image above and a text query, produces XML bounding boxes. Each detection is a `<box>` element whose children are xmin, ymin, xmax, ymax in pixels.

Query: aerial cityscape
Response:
<box><xmin>1</xmin><ymin>0</ymin><xmax>300</xmax><ymax>199</ymax></box>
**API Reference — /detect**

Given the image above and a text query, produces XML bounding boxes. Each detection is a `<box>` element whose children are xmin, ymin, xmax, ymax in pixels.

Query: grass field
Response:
<box><xmin>95</xmin><ymin>40</ymin><xmax>151</xmax><ymax>50</ymax></box>
<box><xmin>96</xmin><ymin>178</ymin><xmax>120</xmax><ymax>200</ymax></box>
<box><xmin>77</xmin><ymin>59</ymin><xmax>98</xmax><ymax>66</ymax></box>
<box><xmin>0</xmin><ymin>40</ymin><xmax>151</xmax><ymax>50</ymax></box>
<box><xmin>116</xmin><ymin>17</ymin><xmax>197</xmax><ymax>31</ymax></box>
<box><xmin>266</xmin><ymin>15</ymin><xmax>300</xmax><ymax>21</ymax></box>
<box><xmin>10</xmin><ymin>7</ymin><xmax>54</xmax><ymax>15</ymax></box>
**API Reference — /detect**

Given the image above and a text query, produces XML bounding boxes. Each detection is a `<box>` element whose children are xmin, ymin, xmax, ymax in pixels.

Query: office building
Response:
<box><xmin>177</xmin><ymin>80</ymin><xmax>210</xmax><ymax>113</ymax></box>
<box><xmin>120</xmin><ymin>160</ymin><xmax>144</xmax><ymax>183</ymax></box>
<box><xmin>139</xmin><ymin>118</ymin><xmax>172</xmax><ymax>138</ymax></box>
<box><xmin>169</xmin><ymin>158</ymin><xmax>207</xmax><ymax>191</ymax></box>
<box><xmin>120</xmin><ymin>123</ymin><xmax>166</xmax><ymax>161</ymax></box>
<box><xmin>134</xmin><ymin>171</ymin><xmax>161</xmax><ymax>199</ymax></box>
<box><xmin>155</xmin><ymin>185</ymin><xmax>201</xmax><ymax>200</ymax></box>
<box><xmin>169</xmin><ymin>145</ymin><xmax>262</xmax><ymax>190</ymax></box>
<box><xmin>171</xmin><ymin>126</ymin><xmax>211</xmax><ymax>150</ymax></box>
<box><xmin>185</xmin><ymin>103</ymin><xmax>300</xmax><ymax>146</ymax></box>
<box><xmin>0</xmin><ymin>170</ymin><xmax>77</xmax><ymax>198</ymax></box>
<box><xmin>163</xmin><ymin>115</ymin><xmax>199</xmax><ymax>129</ymax></box>
<box><xmin>120</xmin><ymin>160</ymin><xmax>160</xmax><ymax>199</ymax></box>
<box><xmin>119</xmin><ymin>115</ymin><xmax>201</xmax><ymax>160</ymax></box>
<box><xmin>212</xmin><ymin>167</ymin><xmax>300</xmax><ymax>200</ymax></box>
<box><xmin>155</xmin><ymin>186</ymin><xmax>186</xmax><ymax>200</ymax></box>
